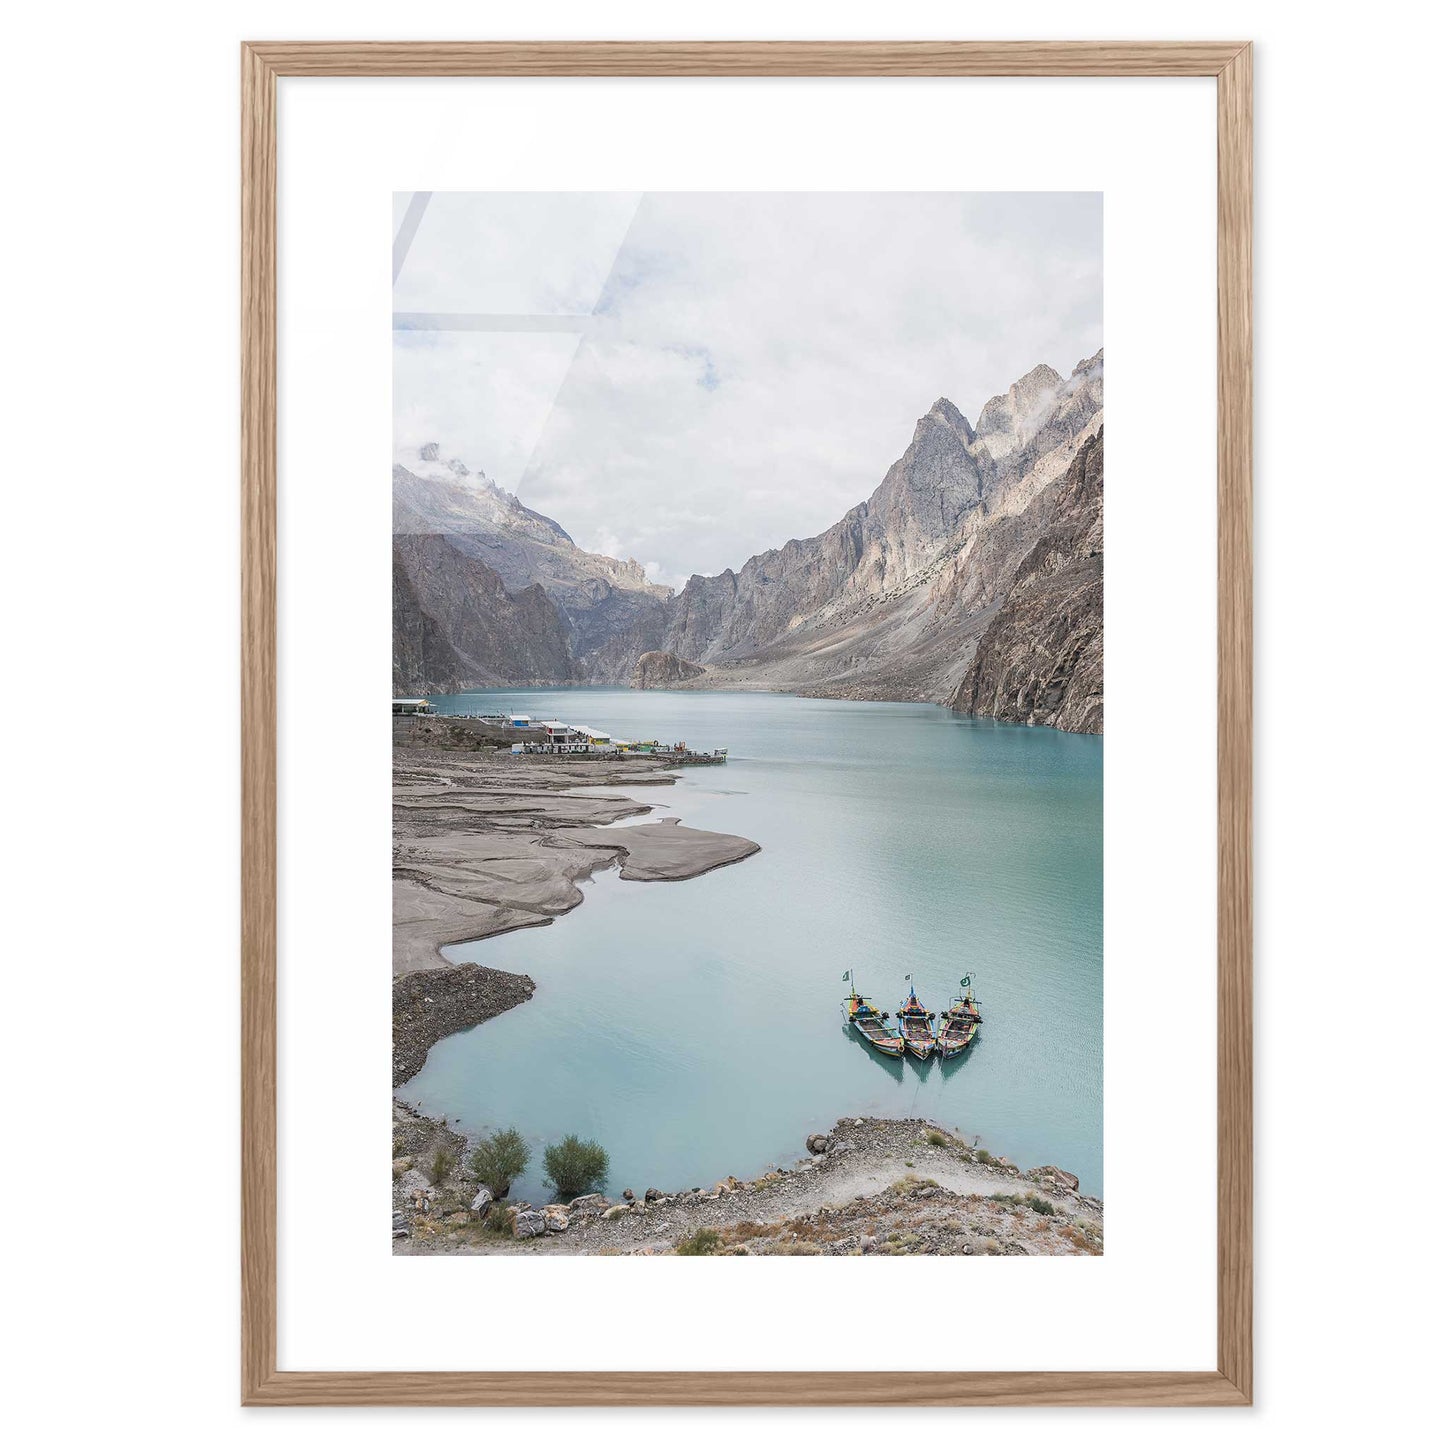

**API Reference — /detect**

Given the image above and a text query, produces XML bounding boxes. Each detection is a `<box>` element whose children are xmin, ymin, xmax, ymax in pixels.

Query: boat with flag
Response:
<box><xmin>895</xmin><ymin>976</ymin><xmax>937</xmax><ymax>1060</ymax></box>
<box><xmin>937</xmin><ymin>975</ymin><xmax>982</xmax><ymax>1059</ymax></box>
<box><xmin>842</xmin><ymin>972</ymin><xmax>905</xmax><ymax>1058</ymax></box>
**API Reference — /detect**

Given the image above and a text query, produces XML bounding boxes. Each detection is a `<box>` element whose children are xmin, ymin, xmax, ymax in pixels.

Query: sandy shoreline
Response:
<box><xmin>393</xmin><ymin>728</ymin><xmax>760</xmax><ymax>974</ymax></box>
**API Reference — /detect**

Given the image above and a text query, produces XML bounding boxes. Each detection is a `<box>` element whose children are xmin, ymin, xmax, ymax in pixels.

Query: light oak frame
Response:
<box><xmin>242</xmin><ymin>40</ymin><xmax>1252</xmax><ymax>1407</ymax></box>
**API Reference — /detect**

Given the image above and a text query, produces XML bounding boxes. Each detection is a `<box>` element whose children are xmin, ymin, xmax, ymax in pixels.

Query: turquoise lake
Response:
<box><xmin>396</xmin><ymin>688</ymin><xmax>1103</xmax><ymax>1200</ymax></box>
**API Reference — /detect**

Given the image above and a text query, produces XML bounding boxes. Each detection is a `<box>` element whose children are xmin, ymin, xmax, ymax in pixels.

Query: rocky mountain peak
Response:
<box><xmin>972</xmin><ymin>362</ymin><xmax>1074</xmax><ymax>465</ymax></box>
<box><xmin>412</xmin><ymin>442</ymin><xmax>484</xmax><ymax>486</ymax></box>
<box><xmin>923</xmin><ymin>396</ymin><xmax>976</xmax><ymax>444</ymax></box>
<box><xmin>1010</xmin><ymin>362</ymin><xmax>1063</xmax><ymax>405</ymax></box>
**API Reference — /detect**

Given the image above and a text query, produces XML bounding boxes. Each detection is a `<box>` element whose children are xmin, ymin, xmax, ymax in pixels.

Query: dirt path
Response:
<box><xmin>395</xmin><ymin>1117</ymin><xmax>1100</xmax><ymax>1258</ymax></box>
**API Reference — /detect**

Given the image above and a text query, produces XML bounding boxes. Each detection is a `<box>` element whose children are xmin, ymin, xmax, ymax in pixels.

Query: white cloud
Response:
<box><xmin>394</xmin><ymin>192</ymin><xmax>1101</xmax><ymax>584</ymax></box>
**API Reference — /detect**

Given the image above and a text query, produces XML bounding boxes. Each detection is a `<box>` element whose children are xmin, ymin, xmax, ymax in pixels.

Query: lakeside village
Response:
<box><xmin>392</xmin><ymin>697</ymin><xmax>729</xmax><ymax>765</ymax></box>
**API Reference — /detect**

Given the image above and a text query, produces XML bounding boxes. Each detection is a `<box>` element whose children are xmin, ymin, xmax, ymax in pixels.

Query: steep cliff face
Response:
<box><xmin>393</xmin><ymin>544</ymin><xmax>466</xmax><ymax>695</ymax></box>
<box><xmin>631</xmin><ymin>651</ymin><xmax>705</xmax><ymax>688</ymax></box>
<box><xmin>950</xmin><ymin>429</ymin><xmax>1103</xmax><ymax>733</ymax></box>
<box><xmin>392</xmin><ymin>533</ymin><xmax>574</xmax><ymax>695</ymax></box>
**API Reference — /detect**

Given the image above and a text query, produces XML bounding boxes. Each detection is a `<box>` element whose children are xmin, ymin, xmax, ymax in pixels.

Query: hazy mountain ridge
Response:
<box><xmin>392</xmin><ymin>455</ymin><xmax>671</xmax><ymax>690</ymax></box>
<box><xmin>390</xmin><ymin>351</ymin><xmax>1103</xmax><ymax>731</ymax></box>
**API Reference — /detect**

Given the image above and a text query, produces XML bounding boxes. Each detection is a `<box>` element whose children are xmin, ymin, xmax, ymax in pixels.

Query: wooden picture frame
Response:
<box><xmin>241</xmin><ymin>40</ymin><xmax>1251</xmax><ymax>1407</ymax></box>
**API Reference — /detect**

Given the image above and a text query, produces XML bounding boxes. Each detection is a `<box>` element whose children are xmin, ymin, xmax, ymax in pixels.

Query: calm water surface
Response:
<box><xmin>397</xmin><ymin>688</ymin><xmax>1102</xmax><ymax>1199</ymax></box>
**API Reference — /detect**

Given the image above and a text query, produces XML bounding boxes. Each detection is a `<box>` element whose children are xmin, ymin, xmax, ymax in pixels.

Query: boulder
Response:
<box><xmin>1036</xmin><ymin>1165</ymin><xmax>1080</xmax><ymax>1192</ymax></box>
<box><xmin>512</xmin><ymin>1210</ymin><xmax>547</xmax><ymax>1240</ymax></box>
<box><xmin>470</xmin><ymin>1186</ymin><xmax>494</xmax><ymax>1216</ymax></box>
<box><xmin>622</xmin><ymin>1188</ymin><xmax>635</xmax><ymax>1201</ymax></box>
<box><xmin>806</xmin><ymin>1133</ymin><xmax>831</xmax><ymax>1155</ymax></box>
<box><xmin>602</xmin><ymin>1205</ymin><xmax>631</xmax><ymax>1221</ymax></box>
<box><xmin>541</xmin><ymin>1205</ymin><xmax>570</xmax><ymax>1233</ymax></box>
<box><xmin>570</xmin><ymin>1193</ymin><xmax>608</xmax><ymax>1213</ymax></box>
<box><xmin>644</xmin><ymin>1187</ymin><xmax>664</xmax><ymax>1203</ymax></box>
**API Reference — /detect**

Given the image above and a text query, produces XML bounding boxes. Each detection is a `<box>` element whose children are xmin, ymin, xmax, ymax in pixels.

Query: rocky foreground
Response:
<box><xmin>392</xmin><ymin>1111</ymin><xmax>1102</xmax><ymax>1258</ymax></box>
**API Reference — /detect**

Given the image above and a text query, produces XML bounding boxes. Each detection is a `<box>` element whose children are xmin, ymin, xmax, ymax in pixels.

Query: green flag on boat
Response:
<box><xmin>961</xmin><ymin>975</ymin><xmax>972</xmax><ymax>989</ymax></box>
<box><xmin>842</xmin><ymin>970</ymin><xmax>851</xmax><ymax>982</ymax></box>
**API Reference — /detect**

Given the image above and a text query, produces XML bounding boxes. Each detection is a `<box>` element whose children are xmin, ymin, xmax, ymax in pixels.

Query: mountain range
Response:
<box><xmin>393</xmin><ymin>352</ymin><xmax>1103</xmax><ymax>732</ymax></box>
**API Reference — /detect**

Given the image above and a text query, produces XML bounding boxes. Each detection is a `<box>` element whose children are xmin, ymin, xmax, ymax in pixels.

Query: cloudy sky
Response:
<box><xmin>393</xmin><ymin>192</ymin><xmax>1101</xmax><ymax>591</ymax></box>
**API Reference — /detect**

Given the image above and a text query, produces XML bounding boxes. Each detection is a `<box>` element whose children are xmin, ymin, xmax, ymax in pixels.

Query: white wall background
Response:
<box><xmin>5</xmin><ymin>1</ymin><xmax>1438</xmax><ymax>1439</ymax></box>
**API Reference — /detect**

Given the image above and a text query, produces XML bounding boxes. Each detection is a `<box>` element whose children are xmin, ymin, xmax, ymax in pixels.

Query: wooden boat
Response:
<box><xmin>937</xmin><ymin>976</ymin><xmax>982</xmax><ymax>1059</ymax></box>
<box><xmin>895</xmin><ymin>983</ymin><xmax>937</xmax><ymax>1060</ymax></box>
<box><xmin>843</xmin><ymin>984</ymin><xmax>906</xmax><ymax>1058</ymax></box>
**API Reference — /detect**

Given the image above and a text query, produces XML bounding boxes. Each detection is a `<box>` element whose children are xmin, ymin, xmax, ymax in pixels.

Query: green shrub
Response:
<box><xmin>925</xmin><ymin>1130</ymin><xmax>949</xmax><ymax>1147</ymax></box>
<box><xmin>481</xmin><ymin>1204</ymin><xmax>516</xmax><ymax>1236</ymax></box>
<box><xmin>975</xmin><ymin>1149</ymin><xmax>993</xmax><ymax>1164</ymax></box>
<box><xmin>675</xmin><ymin>1228</ymin><xmax>722</xmax><ymax>1256</ymax></box>
<box><xmin>988</xmin><ymin>1191</ymin><xmax>1055</xmax><ymax>1216</ymax></box>
<box><xmin>543</xmin><ymin>1134</ymin><xmax>609</xmax><ymax>1197</ymax></box>
<box><xmin>470</xmin><ymin>1127</ymin><xmax>531</xmax><ymax>1195</ymax></box>
<box><xmin>426</xmin><ymin>1145</ymin><xmax>458</xmax><ymax>1184</ymax></box>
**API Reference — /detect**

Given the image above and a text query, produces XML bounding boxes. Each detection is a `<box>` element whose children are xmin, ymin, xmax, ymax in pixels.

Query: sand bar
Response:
<box><xmin>393</xmin><ymin>737</ymin><xmax>759</xmax><ymax>974</ymax></box>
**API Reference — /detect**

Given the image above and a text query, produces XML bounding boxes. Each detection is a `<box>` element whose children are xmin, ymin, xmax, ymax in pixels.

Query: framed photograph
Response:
<box><xmin>243</xmin><ymin>41</ymin><xmax>1251</xmax><ymax>1406</ymax></box>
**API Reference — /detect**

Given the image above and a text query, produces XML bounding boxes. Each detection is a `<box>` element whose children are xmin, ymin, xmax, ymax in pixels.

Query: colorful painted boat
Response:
<box><xmin>937</xmin><ymin>976</ymin><xmax>982</xmax><ymax>1059</ymax></box>
<box><xmin>843</xmin><ymin>981</ymin><xmax>906</xmax><ymax>1058</ymax></box>
<box><xmin>895</xmin><ymin>983</ymin><xmax>937</xmax><ymax>1060</ymax></box>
